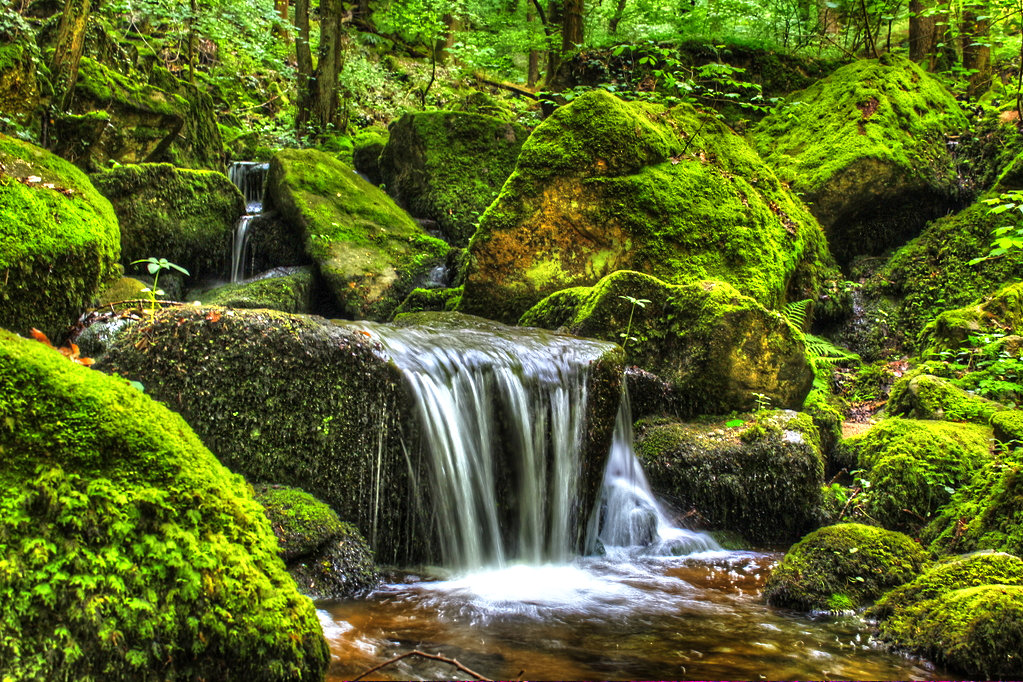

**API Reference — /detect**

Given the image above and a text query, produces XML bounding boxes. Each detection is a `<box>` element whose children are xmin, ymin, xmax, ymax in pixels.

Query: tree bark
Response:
<box><xmin>51</xmin><ymin>0</ymin><xmax>92</xmax><ymax>110</ymax></box>
<box><xmin>294</xmin><ymin>0</ymin><xmax>313</xmax><ymax>134</ymax></box>
<box><xmin>434</xmin><ymin>13</ymin><xmax>457</xmax><ymax>65</ymax></box>
<box><xmin>961</xmin><ymin>9</ymin><xmax>991</xmax><ymax>97</ymax></box>
<box><xmin>608</xmin><ymin>0</ymin><xmax>627</xmax><ymax>34</ymax></box>
<box><xmin>309</xmin><ymin>0</ymin><xmax>345</xmax><ymax>135</ymax></box>
<box><xmin>527</xmin><ymin>3</ymin><xmax>540</xmax><ymax>86</ymax></box>
<box><xmin>929</xmin><ymin>0</ymin><xmax>956</xmax><ymax>72</ymax></box>
<box><xmin>908</xmin><ymin>0</ymin><xmax>937</xmax><ymax>63</ymax></box>
<box><xmin>561</xmin><ymin>0</ymin><xmax>583</xmax><ymax>52</ymax></box>
<box><xmin>274</xmin><ymin>0</ymin><xmax>290</xmax><ymax>40</ymax></box>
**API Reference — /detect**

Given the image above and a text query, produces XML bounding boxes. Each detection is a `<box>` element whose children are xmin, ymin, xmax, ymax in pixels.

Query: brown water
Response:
<box><xmin>317</xmin><ymin>550</ymin><xmax>950</xmax><ymax>681</ymax></box>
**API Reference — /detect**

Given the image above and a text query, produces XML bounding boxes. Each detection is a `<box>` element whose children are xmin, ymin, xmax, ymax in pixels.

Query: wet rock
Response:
<box><xmin>0</xmin><ymin>135</ymin><xmax>120</xmax><ymax>339</ymax></box>
<box><xmin>459</xmin><ymin>90</ymin><xmax>833</xmax><ymax>324</ymax></box>
<box><xmin>752</xmin><ymin>55</ymin><xmax>967</xmax><ymax>266</ymax></box>
<box><xmin>0</xmin><ymin>328</ymin><xmax>329</xmax><ymax>679</ymax></box>
<box><xmin>195</xmin><ymin>266</ymin><xmax>316</xmax><ymax>313</ymax></box>
<box><xmin>352</xmin><ymin>128</ymin><xmax>388</xmax><ymax>185</ymax></box>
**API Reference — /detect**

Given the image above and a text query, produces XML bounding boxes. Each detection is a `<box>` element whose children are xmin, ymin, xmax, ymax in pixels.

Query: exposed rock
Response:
<box><xmin>459</xmin><ymin>90</ymin><xmax>832</xmax><ymax>323</ymax></box>
<box><xmin>0</xmin><ymin>135</ymin><xmax>120</xmax><ymax>339</ymax></box>
<box><xmin>521</xmin><ymin>270</ymin><xmax>813</xmax><ymax>414</ymax></box>
<box><xmin>378</xmin><ymin>111</ymin><xmax>528</xmax><ymax>245</ymax></box>
<box><xmin>752</xmin><ymin>55</ymin><xmax>967</xmax><ymax>266</ymax></box>
<box><xmin>254</xmin><ymin>485</ymin><xmax>378</xmax><ymax>599</ymax></box>
<box><xmin>763</xmin><ymin>523</ymin><xmax>927</xmax><ymax>612</ymax></box>
<box><xmin>92</xmin><ymin>163</ymin><xmax>243</xmax><ymax>280</ymax></box>
<box><xmin>352</xmin><ymin>128</ymin><xmax>389</xmax><ymax>186</ymax></box>
<box><xmin>0</xmin><ymin>328</ymin><xmax>328</xmax><ymax>679</ymax></box>
<box><xmin>265</xmin><ymin>148</ymin><xmax>449</xmax><ymax>320</ymax></box>
<box><xmin>634</xmin><ymin>410</ymin><xmax>824</xmax><ymax>543</ymax></box>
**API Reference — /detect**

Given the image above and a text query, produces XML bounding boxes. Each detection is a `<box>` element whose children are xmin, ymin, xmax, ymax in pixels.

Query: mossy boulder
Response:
<box><xmin>839</xmin><ymin>418</ymin><xmax>992</xmax><ymax>531</ymax></box>
<box><xmin>253</xmin><ymin>485</ymin><xmax>378</xmax><ymax>599</ymax></box>
<box><xmin>0</xmin><ymin>13</ymin><xmax>40</xmax><ymax>122</ymax></box>
<box><xmin>887</xmin><ymin>372</ymin><xmax>1004</xmax><ymax>423</ymax></box>
<box><xmin>751</xmin><ymin>55</ymin><xmax>967</xmax><ymax>266</ymax></box>
<box><xmin>871</xmin><ymin>552</ymin><xmax>1023</xmax><ymax>679</ymax></box>
<box><xmin>0</xmin><ymin>135</ymin><xmax>120</xmax><ymax>339</ymax></box>
<box><xmin>459</xmin><ymin>90</ymin><xmax>832</xmax><ymax>324</ymax></box>
<box><xmin>195</xmin><ymin>267</ymin><xmax>316</xmax><ymax>313</ymax></box>
<box><xmin>634</xmin><ymin>410</ymin><xmax>824</xmax><ymax>543</ymax></box>
<box><xmin>763</xmin><ymin>523</ymin><xmax>927</xmax><ymax>612</ymax></box>
<box><xmin>392</xmin><ymin>285</ymin><xmax>463</xmax><ymax>316</ymax></box>
<box><xmin>378</xmin><ymin>111</ymin><xmax>529</xmax><ymax>246</ymax></box>
<box><xmin>521</xmin><ymin>271</ymin><xmax>813</xmax><ymax>414</ymax></box>
<box><xmin>265</xmin><ymin>148</ymin><xmax>450</xmax><ymax>320</ymax></box>
<box><xmin>352</xmin><ymin>128</ymin><xmax>389</xmax><ymax>186</ymax></box>
<box><xmin>992</xmin><ymin>409</ymin><xmax>1023</xmax><ymax>444</ymax></box>
<box><xmin>919</xmin><ymin>281</ymin><xmax>1023</xmax><ymax>354</ymax></box>
<box><xmin>0</xmin><ymin>329</ymin><xmax>328</xmax><ymax>679</ymax></box>
<box><xmin>92</xmin><ymin>163</ymin><xmax>244</xmax><ymax>280</ymax></box>
<box><xmin>923</xmin><ymin>451</ymin><xmax>1023</xmax><ymax>556</ymax></box>
<box><xmin>52</xmin><ymin>57</ymin><xmax>223</xmax><ymax>171</ymax></box>
<box><xmin>96</xmin><ymin>306</ymin><xmax>428</xmax><ymax>565</ymax></box>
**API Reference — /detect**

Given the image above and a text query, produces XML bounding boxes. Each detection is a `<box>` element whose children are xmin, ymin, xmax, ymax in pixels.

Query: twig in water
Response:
<box><xmin>351</xmin><ymin>649</ymin><xmax>494</xmax><ymax>682</ymax></box>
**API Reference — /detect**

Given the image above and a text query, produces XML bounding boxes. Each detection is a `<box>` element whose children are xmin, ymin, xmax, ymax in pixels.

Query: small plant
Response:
<box><xmin>29</xmin><ymin>328</ymin><xmax>94</xmax><ymax>366</ymax></box>
<box><xmin>752</xmin><ymin>392</ymin><xmax>772</xmax><ymax>412</ymax></box>
<box><xmin>969</xmin><ymin>190</ymin><xmax>1023</xmax><ymax>264</ymax></box>
<box><xmin>131</xmin><ymin>257</ymin><xmax>189</xmax><ymax>311</ymax></box>
<box><xmin>618</xmin><ymin>294</ymin><xmax>651</xmax><ymax>351</ymax></box>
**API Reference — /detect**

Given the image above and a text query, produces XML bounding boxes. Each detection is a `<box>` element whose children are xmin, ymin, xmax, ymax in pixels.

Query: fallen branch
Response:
<box><xmin>837</xmin><ymin>486</ymin><xmax>861</xmax><ymax>521</ymax></box>
<box><xmin>473</xmin><ymin>73</ymin><xmax>539</xmax><ymax>100</ymax></box>
<box><xmin>351</xmin><ymin>649</ymin><xmax>494</xmax><ymax>682</ymax></box>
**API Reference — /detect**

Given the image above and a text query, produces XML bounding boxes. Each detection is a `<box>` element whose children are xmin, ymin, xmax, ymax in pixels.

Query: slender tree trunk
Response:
<box><xmin>51</xmin><ymin>0</ymin><xmax>92</xmax><ymax>110</ymax></box>
<box><xmin>294</xmin><ymin>0</ymin><xmax>313</xmax><ymax>134</ymax></box>
<box><xmin>434</xmin><ymin>13</ymin><xmax>457</xmax><ymax>65</ymax></box>
<box><xmin>608</xmin><ymin>0</ymin><xmax>627</xmax><ymax>34</ymax></box>
<box><xmin>930</xmin><ymin>0</ymin><xmax>956</xmax><ymax>71</ymax></box>
<box><xmin>545</xmin><ymin>0</ymin><xmax>562</xmax><ymax>87</ymax></box>
<box><xmin>186</xmin><ymin>0</ymin><xmax>198</xmax><ymax>82</ymax></box>
<box><xmin>527</xmin><ymin>4</ymin><xmax>540</xmax><ymax>86</ymax></box>
<box><xmin>274</xmin><ymin>0</ymin><xmax>290</xmax><ymax>40</ymax></box>
<box><xmin>961</xmin><ymin>9</ymin><xmax>991</xmax><ymax>96</ymax></box>
<box><xmin>310</xmin><ymin>0</ymin><xmax>345</xmax><ymax>135</ymax></box>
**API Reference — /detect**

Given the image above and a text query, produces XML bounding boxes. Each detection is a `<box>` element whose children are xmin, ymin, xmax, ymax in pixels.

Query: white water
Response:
<box><xmin>227</xmin><ymin>162</ymin><xmax>269</xmax><ymax>283</ymax></box>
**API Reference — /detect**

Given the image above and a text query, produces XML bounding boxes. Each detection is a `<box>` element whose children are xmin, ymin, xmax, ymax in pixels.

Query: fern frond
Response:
<box><xmin>804</xmin><ymin>333</ymin><xmax>860</xmax><ymax>366</ymax></box>
<box><xmin>782</xmin><ymin>299</ymin><xmax>811</xmax><ymax>330</ymax></box>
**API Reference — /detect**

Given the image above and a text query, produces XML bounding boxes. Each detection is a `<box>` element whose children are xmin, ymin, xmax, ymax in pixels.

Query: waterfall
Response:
<box><xmin>357</xmin><ymin>318</ymin><xmax>611</xmax><ymax>570</ymax></box>
<box><xmin>227</xmin><ymin>162</ymin><xmax>269</xmax><ymax>283</ymax></box>
<box><xmin>597</xmin><ymin>391</ymin><xmax>720</xmax><ymax>555</ymax></box>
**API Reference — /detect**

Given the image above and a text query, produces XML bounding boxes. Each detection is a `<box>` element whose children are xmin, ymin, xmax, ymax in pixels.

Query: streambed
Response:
<box><xmin>317</xmin><ymin>550</ymin><xmax>950</xmax><ymax>681</ymax></box>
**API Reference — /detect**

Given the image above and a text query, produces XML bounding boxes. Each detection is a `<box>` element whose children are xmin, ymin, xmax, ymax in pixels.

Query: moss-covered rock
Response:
<box><xmin>265</xmin><ymin>148</ymin><xmax>450</xmax><ymax>320</ymax></box>
<box><xmin>887</xmin><ymin>372</ymin><xmax>1004</xmax><ymax>423</ymax></box>
<box><xmin>871</xmin><ymin>553</ymin><xmax>1023</xmax><ymax>679</ymax></box>
<box><xmin>352</xmin><ymin>128</ymin><xmax>389</xmax><ymax>186</ymax></box>
<box><xmin>51</xmin><ymin>57</ymin><xmax>223</xmax><ymax>172</ymax></box>
<box><xmin>195</xmin><ymin>267</ymin><xmax>316</xmax><ymax>313</ymax></box>
<box><xmin>839</xmin><ymin>418</ymin><xmax>992</xmax><ymax>531</ymax></box>
<box><xmin>92</xmin><ymin>163</ymin><xmax>243</xmax><ymax>280</ymax></box>
<box><xmin>992</xmin><ymin>409</ymin><xmax>1023</xmax><ymax>444</ymax></box>
<box><xmin>459</xmin><ymin>90</ymin><xmax>833</xmax><ymax>323</ymax></box>
<box><xmin>923</xmin><ymin>451</ymin><xmax>1023</xmax><ymax>556</ymax></box>
<box><xmin>751</xmin><ymin>55</ymin><xmax>967</xmax><ymax>266</ymax></box>
<box><xmin>0</xmin><ymin>135</ymin><xmax>121</xmax><ymax>339</ymax></box>
<box><xmin>919</xmin><ymin>281</ymin><xmax>1023</xmax><ymax>354</ymax></box>
<box><xmin>634</xmin><ymin>410</ymin><xmax>824</xmax><ymax>543</ymax></box>
<box><xmin>378</xmin><ymin>111</ymin><xmax>527</xmax><ymax>246</ymax></box>
<box><xmin>521</xmin><ymin>271</ymin><xmax>813</xmax><ymax>414</ymax></box>
<box><xmin>0</xmin><ymin>13</ymin><xmax>40</xmax><ymax>122</ymax></box>
<box><xmin>391</xmin><ymin>285</ymin><xmax>463</xmax><ymax>316</ymax></box>
<box><xmin>0</xmin><ymin>328</ymin><xmax>328</xmax><ymax>680</ymax></box>
<box><xmin>96</xmin><ymin>306</ymin><xmax>428</xmax><ymax>565</ymax></box>
<box><xmin>253</xmin><ymin>485</ymin><xmax>378</xmax><ymax>599</ymax></box>
<box><xmin>763</xmin><ymin>523</ymin><xmax>927</xmax><ymax>612</ymax></box>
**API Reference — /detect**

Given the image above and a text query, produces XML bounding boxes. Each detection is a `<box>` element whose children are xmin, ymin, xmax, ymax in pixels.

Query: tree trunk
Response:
<box><xmin>908</xmin><ymin>0</ymin><xmax>937</xmax><ymax>63</ymax></box>
<box><xmin>545</xmin><ymin>0</ymin><xmax>562</xmax><ymax>87</ymax></box>
<box><xmin>310</xmin><ymin>0</ymin><xmax>345</xmax><ymax>135</ymax></box>
<box><xmin>434</xmin><ymin>13</ymin><xmax>457</xmax><ymax>65</ymax></box>
<box><xmin>561</xmin><ymin>0</ymin><xmax>583</xmax><ymax>52</ymax></box>
<box><xmin>294</xmin><ymin>0</ymin><xmax>313</xmax><ymax>134</ymax></box>
<box><xmin>929</xmin><ymin>0</ymin><xmax>956</xmax><ymax>71</ymax></box>
<box><xmin>961</xmin><ymin>9</ymin><xmax>991</xmax><ymax>96</ymax></box>
<box><xmin>274</xmin><ymin>0</ymin><xmax>290</xmax><ymax>40</ymax></box>
<box><xmin>608</xmin><ymin>0</ymin><xmax>627</xmax><ymax>34</ymax></box>
<box><xmin>186</xmin><ymin>0</ymin><xmax>198</xmax><ymax>82</ymax></box>
<box><xmin>527</xmin><ymin>3</ymin><xmax>540</xmax><ymax>86</ymax></box>
<box><xmin>51</xmin><ymin>0</ymin><xmax>92</xmax><ymax>110</ymax></box>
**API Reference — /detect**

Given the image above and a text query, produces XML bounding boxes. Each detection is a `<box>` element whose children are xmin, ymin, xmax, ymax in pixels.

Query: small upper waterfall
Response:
<box><xmin>355</xmin><ymin>315</ymin><xmax>718</xmax><ymax>571</ymax></box>
<box><xmin>227</xmin><ymin>162</ymin><xmax>269</xmax><ymax>282</ymax></box>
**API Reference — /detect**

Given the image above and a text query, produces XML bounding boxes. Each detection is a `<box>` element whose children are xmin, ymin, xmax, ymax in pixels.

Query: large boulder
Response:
<box><xmin>458</xmin><ymin>90</ymin><xmax>832</xmax><ymax>324</ymax></box>
<box><xmin>919</xmin><ymin>281</ymin><xmax>1023</xmax><ymax>353</ymax></box>
<box><xmin>751</xmin><ymin>55</ymin><xmax>967</xmax><ymax>266</ymax></box>
<box><xmin>195</xmin><ymin>267</ymin><xmax>316</xmax><ymax>313</ymax></box>
<box><xmin>634</xmin><ymin>410</ymin><xmax>825</xmax><ymax>543</ymax></box>
<box><xmin>0</xmin><ymin>135</ymin><xmax>120</xmax><ymax>339</ymax></box>
<box><xmin>887</xmin><ymin>372</ymin><xmax>1004</xmax><ymax>424</ymax></box>
<box><xmin>0</xmin><ymin>329</ymin><xmax>328</xmax><ymax>679</ymax></box>
<box><xmin>51</xmin><ymin>57</ymin><xmax>224</xmax><ymax>172</ymax></box>
<box><xmin>521</xmin><ymin>270</ymin><xmax>813</xmax><ymax>414</ymax></box>
<box><xmin>254</xmin><ymin>485</ymin><xmax>378</xmax><ymax>599</ymax></box>
<box><xmin>378</xmin><ymin>111</ymin><xmax>529</xmax><ymax>245</ymax></box>
<box><xmin>838</xmin><ymin>418</ymin><xmax>992</xmax><ymax>532</ymax></box>
<box><xmin>92</xmin><ymin>163</ymin><xmax>244</xmax><ymax>280</ymax></box>
<box><xmin>870</xmin><ymin>552</ymin><xmax>1023</xmax><ymax>679</ymax></box>
<box><xmin>265</xmin><ymin>148</ymin><xmax>450</xmax><ymax>320</ymax></box>
<box><xmin>763</xmin><ymin>523</ymin><xmax>927</xmax><ymax>612</ymax></box>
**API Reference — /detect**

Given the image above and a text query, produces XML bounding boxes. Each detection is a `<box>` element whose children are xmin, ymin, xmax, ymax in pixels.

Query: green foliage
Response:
<box><xmin>617</xmin><ymin>294</ymin><xmax>651</xmax><ymax>350</ymax></box>
<box><xmin>130</xmin><ymin>257</ymin><xmax>190</xmax><ymax>310</ymax></box>
<box><xmin>970</xmin><ymin>190</ymin><xmax>1023</xmax><ymax>264</ymax></box>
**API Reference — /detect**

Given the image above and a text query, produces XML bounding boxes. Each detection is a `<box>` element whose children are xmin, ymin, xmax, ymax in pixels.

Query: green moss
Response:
<box><xmin>634</xmin><ymin>410</ymin><xmax>824</xmax><ymax>543</ymax></box>
<box><xmin>887</xmin><ymin>372</ymin><xmax>1004</xmax><ymax>423</ymax></box>
<box><xmin>992</xmin><ymin>410</ymin><xmax>1023</xmax><ymax>444</ymax></box>
<box><xmin>196</xmin><ymin>268</ymin><xmax>315</xmax><ymax>314</ymax></box>
<box><xmin>378</xmin><ymin>111</ymin><xmax>527</xmax><ymax>246</ymax></box>
<box><xmin>94</xmin><ymin>276</ymin><xmax>147</xmax><ymax>308</ymax></box>
<box><xmin>919</xmin><ymin>282</ymin><xmax>1023</xmax><ymax>354</ymax></box>
<box><xmin>0</xmin><ymin>328</ymin><xmax>328</xmax><ymax>679</ymax></box>
<box><xmin>876</xmin><ymin>583</ymin><xmax>1023</xmax><ymax>678</ymax></box>
<box><xmin>253</xmin><ymin>485</ymin><xmax>378</xmax><ymax>599</ymax></box>
<box><xmin>763</xmin><ymin>523</ymin><xmax>927</xmax><ymax>612</ymax></box>
<box><xmin>0</xmin><ymin>134</ymin><xmax>121</xmax><ymax>339</ymax></box>
<box><xmin>266</xmin><ymin>148</ymin><xmax>450</xmax><ymax>320</ymax></box>
<box><xmin>0</xmin><ymin>15</ymin><xmax>40</xmax><ymax>120</ymax></box>
<box><xmin>839</xmin><ymin>418</ymin><xmax>992</xmax><ymax>531</ymax></box>
<box><xmin>460</xmin><ymin>90</ymin><xmax>833</xmax><ymax>324</ymax></box>
<box><xmin>923</xmin><ymin>451</ymin><xmax>1023</xmax><ymax>556</ymax></box>
<box><xmin>92</xmin><ymin>163</ymin><xmax>243</xmax><ymax>279</ymax></box>
<box><xmin>522</xmin><ymin>271</ymin><xmax>813</xmax><ymax>414</ymax></box>
<box><xmin>352</xmin><ymin>128</ymin><xmax>389</xmax><ymax>185</ymax></box>
<box><xmin>391</xmin><ymin>286</ymin><xmax>463</xmax><ymax>317</ymax></box>
<box><xmin>751</xmin><ymin>56</ymin><xmax>967</xmax><ymax>265</ymax></box>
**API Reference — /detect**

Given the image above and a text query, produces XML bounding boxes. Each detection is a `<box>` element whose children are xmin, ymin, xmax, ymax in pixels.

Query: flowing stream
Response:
<box><xmin>319</xmin><ymin>319</ymin><xmax>950</xmax><ymax>681</ymax></box>
<box><xmin>227</xmin><ymin>161</ymin><xmax>268</xmax><ymax>282</ymax></box>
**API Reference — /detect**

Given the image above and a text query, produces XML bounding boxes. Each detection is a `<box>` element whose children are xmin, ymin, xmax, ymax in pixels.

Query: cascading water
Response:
<box><xmin>227</xmin><ymin>162</ymin><xmax>269</xmax><ymax>283</ymax></box>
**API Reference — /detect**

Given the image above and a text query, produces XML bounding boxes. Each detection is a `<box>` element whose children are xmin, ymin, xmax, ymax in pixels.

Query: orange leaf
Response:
<box><xmin>29</xmin><ymin>328</ymin><xmax>55</xmax><ymax>348</ymax></box>
<box><xmin>76</xmin><ymin>357</ymin><xmax>96</xmax><ymax>366</ymax></box>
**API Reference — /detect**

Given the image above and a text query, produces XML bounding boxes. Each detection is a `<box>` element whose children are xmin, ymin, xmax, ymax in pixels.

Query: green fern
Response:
<box><xmin>804</xmin><ymin>333</ymin><xmax>859</xmax><ymax>366</ymax></box>
<box><xmin>782</xmin><ymin>299</ymin><xmax>811</xmax><ymax>331</ymax></box>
